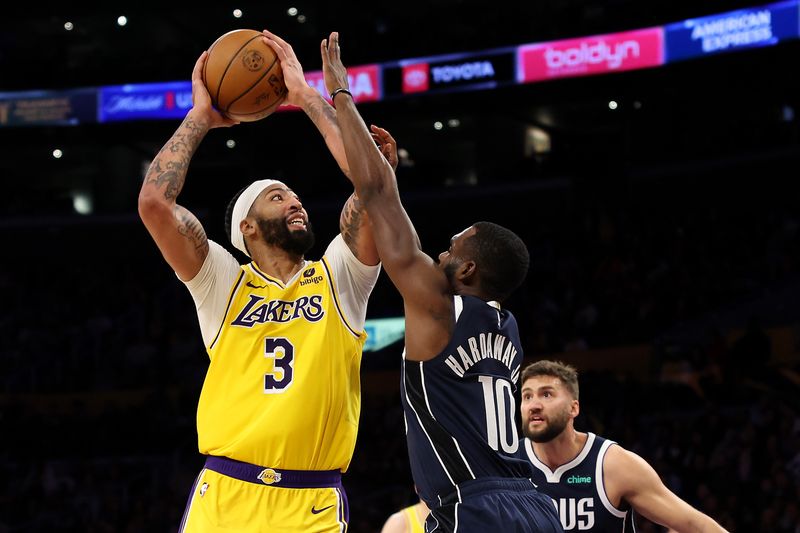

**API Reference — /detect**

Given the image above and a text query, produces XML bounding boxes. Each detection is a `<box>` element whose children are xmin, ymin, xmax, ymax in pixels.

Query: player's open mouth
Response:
<box><xmin>288</xmin><ymin>216</ymin><xmax>306</xmax><ymax>229</ymax></box>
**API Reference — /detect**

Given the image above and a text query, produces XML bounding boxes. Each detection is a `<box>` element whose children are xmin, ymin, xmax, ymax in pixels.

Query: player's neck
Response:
<box><xmin>251</xmin><ymin>246</ymin><xmax>306</xmax><ymax>283</ymax></box>
<box><xmin>532</xmin><ymin>428</ymin><xmax>587</xmax><ymax>470</ymax></box>
<box><xmin>455</xmin><ymin>286</ymin><xmax>491</xmax><ymax>301</ymax></box>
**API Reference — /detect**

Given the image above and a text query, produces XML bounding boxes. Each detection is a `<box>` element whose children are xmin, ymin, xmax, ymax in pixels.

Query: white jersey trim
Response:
<box><xmin>178</xmin><ymin>468</ymin><xmax>206</xmax><ymax>533</ymax></box>
<box><xmin>403</xmin><ymin>358</ymin><xmax>457</xmax><ymax>487</ymax></box>
<box><xmin>596</xmin><ymin>440</ymin><xmax>628</xmax><ymax>518</ymax></box>
<box><xmin>454</xmin><ymin>485</ymin><xmax>461</xmax><ymax>532</ymax></box>
<box><xmin>525</xmin><ymin>432</ymin><xmax>597</xmax><ymax>483</ymax></box>
<box><xmin>323</xmin><ymin>234</ymin><xmax>381</xmax><ymax>333</ymax></box>
<box><xmin>417</xmin><ymin>352</ymin><xmax>476</xmax><ymax>481</ymax></box>
<box><xmin>247</xmin><ymin>262</ymin><xmax>306</xmax><ymax>288</ymax></box>
<box><xmin>334</xmin><ymin>486</ymin><xmax>347</xmax><ymax>532</ymax></box>
<box><xmin>321</xmin><ymin>257</ymin><xmax>361</xmax><ymax>339</ymax></box>
<box><xmin>454</xmin><ymin>295</ymin><xmax>464</xmax><ymax>321</ymax></box>
<box><xmin>181</xmin><ymin>240</ymin><xmax>241</xmax><ymax>347</ymax></box>
<box><xmin>181</xmin><ymin>235</ymin><xmax>380</xmax><ymax>348</ymax></box>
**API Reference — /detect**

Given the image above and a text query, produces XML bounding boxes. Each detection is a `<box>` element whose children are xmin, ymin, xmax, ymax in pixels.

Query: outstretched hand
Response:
<box><xmin>191</xmin><ymin>52</ymin><xmax>239</xmax><ymax>128</ymax></box>
<box><xmin>320</xmin><ymin>31</ymin><xmax>350</xmax><ymax>98</ymax></box>
<box><xmin>261</xmin><ymin>29</ymin><xmax>312</xmax><ymax>107</ymax></box>
<box><xmin>371</xmin><ymin>125</ymin><xmax>399</xmax><ymax>171</ymax></box>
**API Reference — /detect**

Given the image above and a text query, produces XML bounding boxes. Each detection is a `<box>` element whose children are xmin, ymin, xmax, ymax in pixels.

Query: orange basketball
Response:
<box><xmin>202</xmin><ymin>29</ymin><xmax>287</xmax><ymax>122</ymax></box>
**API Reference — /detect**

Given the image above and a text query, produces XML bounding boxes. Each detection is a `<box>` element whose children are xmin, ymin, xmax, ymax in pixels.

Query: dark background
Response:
<box><xmin>1</xmin><ymin>2</ymin><xmax>799</xmax><ymax>532</ymax></box>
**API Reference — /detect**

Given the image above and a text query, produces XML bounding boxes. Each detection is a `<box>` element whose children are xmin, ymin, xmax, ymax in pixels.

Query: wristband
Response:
<box><xmin>330</xmin><ymin>88</ymin><xmax>352</xmax><ymax>102</ymax></box>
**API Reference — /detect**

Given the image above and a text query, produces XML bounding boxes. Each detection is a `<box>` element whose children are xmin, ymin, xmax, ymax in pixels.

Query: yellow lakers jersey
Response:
<box><xmin>197</xmin><ymin>258</ymin><xmax>366</xmax><ymax>472</ymax></box>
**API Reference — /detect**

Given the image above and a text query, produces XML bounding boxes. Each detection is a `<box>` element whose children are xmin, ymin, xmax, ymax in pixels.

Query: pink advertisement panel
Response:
<box><xmin>279</xmin><ymin>64</ymin><xmax>382</xmax><ymax>112</ymax></box>
<box><xmin>517</xmin><ymin>27</ymin><xmax>665</xmax><ymax>83</ymax></box>
<box><xmin>304</xmin><ymin>64</ymin><xmax>382</xmax><ymax>103</ymax></box>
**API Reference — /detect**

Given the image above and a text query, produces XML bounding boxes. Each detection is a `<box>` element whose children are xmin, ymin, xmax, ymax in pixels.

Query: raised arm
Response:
<box><xmin>606</xmin><ymin>445</ymin><xmax>729</xmax><ymax>533</ymax></box>
<box><xmin>262</xmin><ymin>29</ymin><xmax>380</xmax><ymax>265</ymax></box>
<box><xmin>318</xmin><ymin>31</ymin><xmax>448</xmax><ymax>300</ymax></box>
<box><xmin>137</xmin><ymin>51</ymin><xmax>237</xmax><ymax>280</ymax></box>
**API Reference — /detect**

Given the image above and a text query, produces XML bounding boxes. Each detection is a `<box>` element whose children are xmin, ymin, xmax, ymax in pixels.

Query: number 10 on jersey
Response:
<box><xmin>479</xmin><ymin>375</ymin><xmax>519</xmax><ymax>453</ymax></box>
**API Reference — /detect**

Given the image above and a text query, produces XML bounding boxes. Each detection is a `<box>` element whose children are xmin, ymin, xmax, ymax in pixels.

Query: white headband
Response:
<box><xmin>230</xmin><ymin>179</ymin><xmax>283</xmax><ymax>257</ymax></box>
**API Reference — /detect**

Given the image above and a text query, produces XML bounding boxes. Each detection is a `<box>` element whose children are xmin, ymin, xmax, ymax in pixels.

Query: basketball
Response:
<box><xmin>202</xmin><ymin>29</ymin><xmax>287</xmax><ymax>122</ymax></box>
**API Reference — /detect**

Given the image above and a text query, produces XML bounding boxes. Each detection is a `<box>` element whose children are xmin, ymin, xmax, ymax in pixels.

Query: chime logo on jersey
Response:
<box><xmin>567</xmin><ymin>475</ymin><xmax>592</xmax><ymax>484</ymax></box>
<box><xmin>231</xmin><ymin>294</ymin><xmax>324</xmax><ymax>326</ymax></box>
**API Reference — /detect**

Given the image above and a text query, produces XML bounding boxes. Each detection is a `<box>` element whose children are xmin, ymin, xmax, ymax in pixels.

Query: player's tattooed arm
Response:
<box><xmin>138</xmin><ymin>110</ymin><xmax>213</xmax><ymax>281</ymax></box>
<box><xmin>143</xmin><ymin>115</ymin><xmax>209</xmax><ymax>202</ymax></box>
<box><xmin>301</xmin><ymin>91</ymin><xmax>352</xmax><ymax>179</ymax></box>
<box><xmin>174</xmin><ymin>205</ymin><xmax>209</xmax><ymax>259</ymax></box>
<box><xmin>339</xmin><ymin>192</ymin><xmax>379</xmax><ymax>265</ymax></box>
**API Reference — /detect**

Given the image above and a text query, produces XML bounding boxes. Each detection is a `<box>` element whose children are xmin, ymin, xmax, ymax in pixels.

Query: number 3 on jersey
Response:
<box><xmin>479</xmin><ymin>375</ymin><xmax>519</xmax><ymax>453</ymax></box>
<box><xmin>263</xmin><ymin>337</ymin><xmax>294</xmax><ymax>393</ymax></box>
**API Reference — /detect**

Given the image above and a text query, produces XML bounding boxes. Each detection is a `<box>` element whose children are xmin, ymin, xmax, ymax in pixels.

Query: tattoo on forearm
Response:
<box><xmin>145</xmin><ymin>117</ymin><xmax>207</xmax><ymax>201</ymax></box>
<box><xmin>175</xmin><ymin>206</ymin><xmax>209</xmax><ymax>258</ymax></box>
<box><xmin>340</xmin><ymin>193</ymin><xmax>364</xmax><ymax>258</ymax></box>
<box><xmin>306</xmin><ymin>98</ymin><xmax>338</xmax><ymax>142</ymax></box>
<box><xmin>306</xmin><ymin>98</ymin><xmax>351</xmax><ymax>178</ymax></box>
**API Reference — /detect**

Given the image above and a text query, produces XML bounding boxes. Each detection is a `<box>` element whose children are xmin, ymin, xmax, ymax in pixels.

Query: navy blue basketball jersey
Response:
<box><xmin>401</xmin><ymin>295</ymin><xmax>535</xmax><ymax>506</ymax></box>
<box><xmin>517</xmin><ymin>433</ymin><xmax>635</xmax><ymax>532</ymax></box>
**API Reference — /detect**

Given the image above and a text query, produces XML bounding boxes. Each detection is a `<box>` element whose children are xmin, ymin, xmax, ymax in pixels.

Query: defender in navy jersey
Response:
<box><xmin>517</xmin><ymin>360</ymin><xmax>729</xmax><ymax>533</ymax></box>
<box><xmin>322</xmin><ymin>33</ymin><xmax>561</xmax><ymax>532</ymax></box>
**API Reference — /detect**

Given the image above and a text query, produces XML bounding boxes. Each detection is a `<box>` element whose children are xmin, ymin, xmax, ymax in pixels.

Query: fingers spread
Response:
<box><xmin>320</xmin><ymin>39</ymin><xmax>329</xmax><ymax>63</ymax></box>
<box><xmin>331</xmin><ymin>32</ymin><xmax>340</xmax><ymax>59</ymax></box>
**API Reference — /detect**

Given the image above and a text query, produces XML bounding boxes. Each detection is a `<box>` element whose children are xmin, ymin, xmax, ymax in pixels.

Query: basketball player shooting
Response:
<box><xmin>138</xmin><ymin>38</ymin><xmax>397</xmax><ymax>532</ymax></box>
<box><xmin>312</xmin><ymin>30</ymin><xmax>563</xmax><ymax>532</ymax></box>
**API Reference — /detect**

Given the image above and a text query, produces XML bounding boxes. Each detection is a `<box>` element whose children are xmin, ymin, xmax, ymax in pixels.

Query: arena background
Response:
<box><xmin>1</xmin><ymin>2</ymin><xmax>799</xmax><ymax>531</ymax></box>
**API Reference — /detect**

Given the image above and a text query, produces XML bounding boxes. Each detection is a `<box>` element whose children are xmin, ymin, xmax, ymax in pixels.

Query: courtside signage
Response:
<box><xmin>399</xmin><ymin>50</ymin><xmax>516</xmax><ymax>95</ymax></box>
<box><xmin>303</xmin><ymin>64</ymin><xmax>382</xmax><ymax>103</ymax></box>
<box><xmin>99</xmin><ymin>81</ymin><xmax>192</xmax><ymax>122</ymax></box>
<box><xmin>664</xmin><ymin>0</ymin><xmax>800</xmax><ymax>62</ymax></box>
<box><xmin>516</xmin><ymin>27</ymin><xmax>665</xmax><ymax>84</ymax></box>
<box><xmin>0</xmin><ymin>89</ymin><xmax>96</xmax><ymax>127</ymax></box>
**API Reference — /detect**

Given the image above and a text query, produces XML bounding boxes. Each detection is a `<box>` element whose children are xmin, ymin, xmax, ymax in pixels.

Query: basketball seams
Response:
<box><xmin>202</xmin><ymin>29</ymin><xmax>286</xmax><ymax>122</ymax></box>
<box><xmin>217</xmin><ymin>33</ymin><xmax>265</xmax><ymax>109</ymax></box>
<box><xmin>203</xmin><ymin>30</ymin><xmax>261</xmax><ymax>108</ymax></box>
<box><xmin>226</xmin><ymin>55</ymin><xmax>282</xmax><ymax>116</ymax></box>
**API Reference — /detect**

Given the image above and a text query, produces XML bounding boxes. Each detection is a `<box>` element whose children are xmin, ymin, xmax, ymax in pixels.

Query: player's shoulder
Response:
<box><xmin>602</xmin><ymin>439</ymin><xmax>661</xmax><ymax>493</ymax></box>
<box><xmin>380</xmin><ymin>509</ymin><xmax>408</xmax><ymax>533</ymax></box>
<box><xmin>602</xmin><ymin>439</ymin><xmax>631</xmax><ymax>467</ymax></box>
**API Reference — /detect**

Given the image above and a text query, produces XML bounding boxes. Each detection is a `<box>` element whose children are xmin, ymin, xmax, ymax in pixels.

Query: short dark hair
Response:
<box><xmin>521</xmin><ymin>360</ymin><xmax>579</xmax><ymax>400</ymax></box>
<box><xmin>465</xmin><ymin>221</ymin><xmax>530</xmax><ymax>302</ymax></box>
<box><xmin>225</xmin><ymin>184</ymin><xmax>251</xmax><ymax>252</ymax></box>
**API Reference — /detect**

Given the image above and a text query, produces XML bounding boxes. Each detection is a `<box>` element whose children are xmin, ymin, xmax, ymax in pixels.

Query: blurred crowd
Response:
<box><xmin>1</xmin><ymin>177</ymin><xmax>799</xmax><ymax>532</ymax></box>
